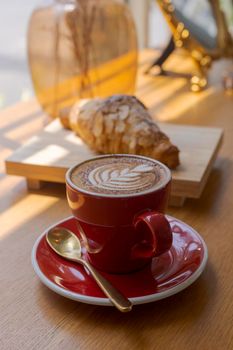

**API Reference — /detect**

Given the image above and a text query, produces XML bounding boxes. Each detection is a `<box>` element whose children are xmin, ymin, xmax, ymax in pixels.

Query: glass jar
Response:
<box><xmin>27</xmin><ymin>0</ymin><xmax>138</xmax><ymax>119</ymax></box>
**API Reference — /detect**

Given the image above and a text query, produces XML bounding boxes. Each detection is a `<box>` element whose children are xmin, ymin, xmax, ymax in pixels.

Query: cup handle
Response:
<box><xmin>133</xmin><ymin>212</ymin><xmax>173</xmax><ymax>259</ymax></box>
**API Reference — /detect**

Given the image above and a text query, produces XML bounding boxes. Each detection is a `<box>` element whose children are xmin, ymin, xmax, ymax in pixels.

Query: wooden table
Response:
<box><xmin>1</xmin><ymin>50</ymin><xmax>233</xmax><ymax>350</ymax></box>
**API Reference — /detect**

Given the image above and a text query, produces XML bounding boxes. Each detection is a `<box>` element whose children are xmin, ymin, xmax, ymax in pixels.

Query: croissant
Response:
<box><xmin>68</xmin><ymin>95</ymin><xmax>180</xmax><ymax>169</ymax></box>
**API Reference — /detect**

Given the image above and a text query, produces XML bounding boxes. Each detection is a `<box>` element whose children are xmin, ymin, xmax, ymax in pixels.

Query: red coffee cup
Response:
<box><xmin>66</xmin><ymin>154</ymin><xmax>172</xmax><ymax>273</ymax></box>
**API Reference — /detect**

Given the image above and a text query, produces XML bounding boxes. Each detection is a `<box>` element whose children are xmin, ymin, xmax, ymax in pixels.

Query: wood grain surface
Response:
<box><xmin>1</xmin><ymin>50</ymin><xmax>233</xmax><ymax>350</ymax></box>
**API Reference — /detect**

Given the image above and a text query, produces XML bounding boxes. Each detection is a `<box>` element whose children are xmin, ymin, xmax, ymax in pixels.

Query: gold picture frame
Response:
<box><xmin>150</xmin><ymin>0</ymin><xmax>233</xmax><ymax>91</ymax></box>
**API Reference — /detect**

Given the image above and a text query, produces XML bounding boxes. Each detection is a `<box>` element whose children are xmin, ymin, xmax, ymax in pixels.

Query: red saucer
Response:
<box><xmin>32</xmin><ymin>216</ymin><xmax>208</xmax><ymax>306</ymax></box>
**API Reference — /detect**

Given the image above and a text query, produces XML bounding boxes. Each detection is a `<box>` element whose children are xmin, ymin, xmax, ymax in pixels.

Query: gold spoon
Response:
<box><xmin>46</xmin><ymin>226</ymin><xmax>132</xmax><ymax>312</ymax></box>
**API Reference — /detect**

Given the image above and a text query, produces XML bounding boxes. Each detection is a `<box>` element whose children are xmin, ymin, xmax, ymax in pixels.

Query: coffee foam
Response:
<box><xmin>70</xmin><ymin>155</ymin><xmax>168</xmax><ymax>196</ymax></box>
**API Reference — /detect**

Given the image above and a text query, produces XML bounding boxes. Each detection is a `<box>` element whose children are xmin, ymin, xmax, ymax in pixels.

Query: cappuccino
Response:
<box><xmin>69</xmin><ymin>155</ymin><xmax>169</xmax><ymax>197</ymax></box>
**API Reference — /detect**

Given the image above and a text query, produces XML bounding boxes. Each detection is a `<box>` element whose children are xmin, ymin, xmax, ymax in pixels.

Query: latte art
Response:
<box><xmin>69</xmin><ymin>155</ymin><xmax>169</xmax><ymax>196</ymax></box>
<box><xmin>88</xmin><ymin>164</ymin><xmax>156</xmax><ymax>192</ymax></box>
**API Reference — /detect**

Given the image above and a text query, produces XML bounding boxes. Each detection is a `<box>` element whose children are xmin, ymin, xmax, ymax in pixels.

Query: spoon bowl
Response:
<box><xmin>47</xmin><ymin>227</ymin><xmax>82</xmax><ymax>260</ymax></box>
<box><xmin>46</xmin><ymin>226</ymin><xmax>132</xmax><ymax>312</ymax></box>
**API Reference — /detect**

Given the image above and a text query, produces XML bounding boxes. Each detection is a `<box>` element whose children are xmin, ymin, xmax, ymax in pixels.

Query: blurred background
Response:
<box><xmin>0</xmin><ymin>0</ymin><xmax>171</xmax><ymax>109</ymax></box>
<box><xmin>0</xmin><ymin>0</ymin><xmax>232</xmax><ymax>109</ymax></box>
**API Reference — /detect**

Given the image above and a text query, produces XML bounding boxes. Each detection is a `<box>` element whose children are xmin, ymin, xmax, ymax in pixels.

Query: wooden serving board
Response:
<box><xmin>5</xmin><ymin>118</ymin><xmax>223</xmax><ymax>206</ymax></box>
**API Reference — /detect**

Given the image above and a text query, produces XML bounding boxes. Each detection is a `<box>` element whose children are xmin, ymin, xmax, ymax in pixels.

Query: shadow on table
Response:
<box><xmin>28</xmin><ymin>182</ymin><xmax>66</xmax><ymax>199</ymax></box>
<box><xmin>169</xmin><ymin>157</ymin><xmax>231</xmax><ymax>219</ymax></box>
<box><xmin>188</xmin><ymin>157</ymin><xmax>231</xmax><ymax>212</ymax></box>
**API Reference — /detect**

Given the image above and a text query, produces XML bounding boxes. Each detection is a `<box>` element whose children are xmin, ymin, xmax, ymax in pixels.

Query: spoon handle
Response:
<box><xmin>81</xmin><ymin>259</ymin><xmax>132</xmax><ymax>312</ymax></box>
